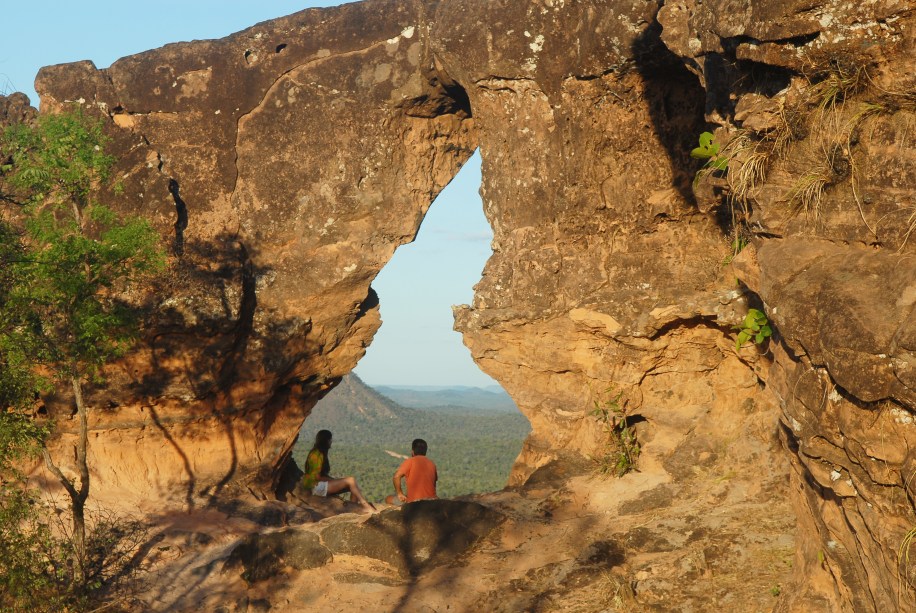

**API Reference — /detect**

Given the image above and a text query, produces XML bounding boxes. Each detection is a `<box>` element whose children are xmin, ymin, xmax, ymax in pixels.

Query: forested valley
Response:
<box><xmin>293</xmin><ymin>375</ymin><xmax>530</xmax><ymax>501</ymax></box>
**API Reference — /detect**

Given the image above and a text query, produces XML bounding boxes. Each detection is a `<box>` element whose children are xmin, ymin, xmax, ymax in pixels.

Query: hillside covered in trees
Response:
<box><xmin>294</xmin><ymin>375</ymin><xmax>530</xmax><ymax>501</ymax></box>
<box><xmin>373</xmin><ymin>384</ymin><xmax>519</xmax><ymax>413</ymax></box>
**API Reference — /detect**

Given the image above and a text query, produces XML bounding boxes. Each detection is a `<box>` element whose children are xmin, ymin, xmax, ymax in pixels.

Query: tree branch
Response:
<box><xmin>0</xmin><ymin>193</ymin><xmax>27</xmax><ymax>207</ymax></box>
<box><xmin>41</xmin><ymin>447</ymin><xmax>80</xmax><ymax>502</ymax></box>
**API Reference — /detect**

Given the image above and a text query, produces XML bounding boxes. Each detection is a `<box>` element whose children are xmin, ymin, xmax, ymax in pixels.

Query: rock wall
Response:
<box><xmin>652</xmin><ymin>1</ymin><xmax>916</xmax><ymax>610</ymax></box>
<box><xmin>25</xmin><ymin>0</ymin><xmax>475</xmax><ymax>507</ymax></box>
<box><xmin>4</xmin><ymin>0</ymin><xmax>914</xmax><ymax>610</ymax></box>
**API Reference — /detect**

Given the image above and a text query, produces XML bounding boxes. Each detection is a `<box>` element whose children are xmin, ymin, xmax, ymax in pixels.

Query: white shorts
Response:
<box><xmin>312</xmin><ymin>481</ymin><xmax>328</xmax><ymax>497</ymax></box>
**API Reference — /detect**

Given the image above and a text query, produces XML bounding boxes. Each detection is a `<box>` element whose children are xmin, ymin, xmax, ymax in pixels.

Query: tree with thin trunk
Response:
<box><xmin>0</xmin><ymin>108</ymin><xmax>164</xmax><ymax>586</ymax></box>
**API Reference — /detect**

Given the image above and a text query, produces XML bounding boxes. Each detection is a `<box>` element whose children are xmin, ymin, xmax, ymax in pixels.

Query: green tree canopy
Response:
<box><xmin>0</xmin><ymin>110</ymin><xmax>165</xmax><ymax>401</ymax></box>
<box><xmin>0</xmin><ymin>108</ymin><xmax>165</xmax><ymax>607</ymax></box>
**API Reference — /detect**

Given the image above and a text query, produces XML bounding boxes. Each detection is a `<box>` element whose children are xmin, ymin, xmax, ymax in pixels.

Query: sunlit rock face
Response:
<box><xmin>444</xmin><ymin>0</ymin><xmax>916</xmax><ymax>610</ymax></box>
<box><xmin>28</xmin><ymin>0</ymin><xmax>476</xmax><ymax>508</ymax></box>
<box><xmin>16</xmin><ymin>0</ymin><xmax>916</xmax><ymax>610</ymax></box>
<box><xmin>651</xmin><ymin>2</ymin><xmax>916</xmax><ymax>610</ymax></box>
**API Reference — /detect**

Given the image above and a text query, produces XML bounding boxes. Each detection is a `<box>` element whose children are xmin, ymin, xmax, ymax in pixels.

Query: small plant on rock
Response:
<box><xmin>591</xmin><ymin>389</ymin><xmax>640</xmax><ymax>477</ymax></box>
<box><xmin>691</xmin><ymin>131</ymin><xmax>729</xmax><ymax>184</ymax></box>
<box><xmin>722</xmin><ymin>234</ymin><xmax>749</xmax><ymax>266</ymax></box>
<box><xmin>735</xmin><ymin>308</ymin><xmax>772</xmax><ymax>350</ymax></box>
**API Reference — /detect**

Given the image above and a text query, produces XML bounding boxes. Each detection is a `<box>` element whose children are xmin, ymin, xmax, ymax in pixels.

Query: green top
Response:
<box><xmin>302</xmin><ymin>448</ymin><xmax>326</xmax><ymax>490</ymax></box>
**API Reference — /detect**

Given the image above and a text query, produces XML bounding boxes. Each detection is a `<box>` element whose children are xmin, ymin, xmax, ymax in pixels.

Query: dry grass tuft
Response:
<box><xmin>772</xmin><ymin>107</ymin><xmax>809</xmax><ymax>158</ymax></box>
<box><xmin>872</xmin><ymin>84</ymin><xmax>916</xmax><ymax>115</ymax></box>
<box><xmin>901</xmin><ymin>207</ymin><xmax>916</xmax><ymax>250</ymax></box>
<box><xmin>898</xmin><ymin>524</ymin><xmax>916</xmax><ymax>607</ymax></box>
<box><xmin>788</xmin><ymin>169</ymin><xmax>830</xmax><ymax>221</ymax></box>
<box><xmin>729</xmin><ymin>146</ymin><xmax>770</xmax><ymax>205</ymax></box>
<box><xmin>807</xmin><ymin>58</ymin><xmax>873</xmax><ymax>111</ymax></box>
<box><xmin>600</xmin><ymin>571</ymin><xmax>641</xmax><ymax>612</ymax></box>
<box><xmin>694</xmin><ymin>58</ymin><xmax>910</xmax><ymax>236</ymax></box>
<box><xmin>782</xmin><ymin>95</ymin><xmax>886</xmax><ymax>227</ymax></box>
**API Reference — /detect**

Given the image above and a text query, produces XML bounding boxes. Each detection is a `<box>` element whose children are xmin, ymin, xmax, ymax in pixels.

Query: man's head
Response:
<box><xmin>411</xmin><ymin>438</ymin><xmax>428</xmax><ymax>456</ymax></box>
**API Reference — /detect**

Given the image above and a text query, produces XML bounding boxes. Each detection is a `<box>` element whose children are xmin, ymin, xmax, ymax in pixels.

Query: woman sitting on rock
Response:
<box><xmin>302</xmin><ymin>429</ymin><xmax>376</xmax><ymax>512</ymax></box>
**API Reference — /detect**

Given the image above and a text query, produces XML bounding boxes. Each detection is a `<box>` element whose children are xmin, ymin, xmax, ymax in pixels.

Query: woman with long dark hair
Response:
<box><xmin>302</xmin><ymin>429</ymin><xmax>375</xmax><ymax>511</ymax></box>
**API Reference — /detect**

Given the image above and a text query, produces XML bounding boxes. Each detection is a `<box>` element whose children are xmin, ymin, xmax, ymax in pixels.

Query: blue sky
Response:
<box><xmin>1</xmin><ymin>1</ymin><xmax>496</xmax><ymax>388</ymax></box>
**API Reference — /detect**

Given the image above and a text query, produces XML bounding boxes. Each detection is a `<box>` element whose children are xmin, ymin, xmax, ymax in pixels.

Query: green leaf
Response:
<box><xmin>736</xmin><ymin>330</ymin><xmax>751</xmax><ymax>349</ymax></box>
<box><xmin>691</xmin><ymin>132</ymin><xmax>720</xmax><ymax>159</ymax></box>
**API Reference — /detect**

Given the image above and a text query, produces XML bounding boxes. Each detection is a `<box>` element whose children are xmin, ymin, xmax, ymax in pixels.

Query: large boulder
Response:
<box><xmin>223</xmin><ymin>529</ymin><xmax>332</xmax><ymax>583</ymax></box>
<box><xmin>19</xmin><ymin>0</ymin><xmax>476</xmax><ymax>509</ymax></box>
<box><xmin>320</xmin><ymin>499</ymin><xmax>504</xmax><ymax>575</ymax></box>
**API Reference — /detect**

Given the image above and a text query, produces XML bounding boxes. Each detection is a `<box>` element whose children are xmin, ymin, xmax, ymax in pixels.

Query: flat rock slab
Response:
<box><xmin>224</xmin><ymin>529</ymin><xmax>332</xmax><ymax>583</ymax></box>
<box><xmin>320</xmin><ymin>499</ymin><xmax>504</xmax><ymax>575</ymax></box>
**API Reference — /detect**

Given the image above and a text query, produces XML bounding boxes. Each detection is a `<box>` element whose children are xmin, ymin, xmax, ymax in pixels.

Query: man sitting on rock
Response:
<box><xmin>386</xmin><ymin>438</ymin><xmax>438</xmax><ymax>505</ymax></box>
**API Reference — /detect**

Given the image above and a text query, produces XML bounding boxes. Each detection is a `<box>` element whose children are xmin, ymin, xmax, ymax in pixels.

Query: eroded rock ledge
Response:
<box><xmin>3</xmin><ymin>0</ymin><xmax>914</xmax><ymax>611</ymax></box>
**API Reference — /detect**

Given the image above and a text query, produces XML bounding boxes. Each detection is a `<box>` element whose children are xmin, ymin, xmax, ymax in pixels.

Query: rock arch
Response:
<box><xmin>13</xmin><ymin>0</ymin><xmax>916</xmax><ymax>610</ymax></box>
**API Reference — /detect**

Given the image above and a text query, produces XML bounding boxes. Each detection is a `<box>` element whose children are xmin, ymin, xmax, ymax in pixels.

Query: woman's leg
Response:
<box><xmin>326</xmin><ymin>476</ymin><xmax>375</xmax><ymax>509</ymax></box>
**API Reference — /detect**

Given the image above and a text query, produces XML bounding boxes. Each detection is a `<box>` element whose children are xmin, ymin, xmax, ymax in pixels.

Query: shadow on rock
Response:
<box><xmin>223</xmin><ymin>529</ymin><xmax>333</xmax><ymax>584</ymax></box>
<box><xmin>320</xmin><ymin>499</ymin><xmax>505</xmax><ymax>577</ymax></box>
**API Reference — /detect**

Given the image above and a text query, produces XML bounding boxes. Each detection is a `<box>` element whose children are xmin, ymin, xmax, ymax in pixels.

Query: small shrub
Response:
<box><xmin>735</xmin><ymin>308</ymin><xmax>772</xmax><ymax>350</ymax></box>
<box><xmin>691</xmin><ymin>131</ymin><xmax>729</xmax><ymax>171</ymax></box>
<box><xmin>0</xmin><ymin>492</ymin><xmax>150</xmax><ymax>612</ymax></box>
<box><xmin>591</xmin><ymin>389</ymin><xmax>640</xmax><ymax>477</ymax></box>
<box><xmin>691</xmin><ymin>130</ymin><xmax>730</xmax><ymax>189</ymax></box>
<box><xmin>0</xmin><ymin>486</ymin><xmax>64</xmax><ymax>612</ymax></box>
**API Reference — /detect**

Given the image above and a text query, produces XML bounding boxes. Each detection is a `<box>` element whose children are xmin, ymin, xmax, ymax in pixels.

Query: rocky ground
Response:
<box><xmin>130</xmin><ymin>402</ymin><xmax>798</xmax><ymax>613</ymax></box>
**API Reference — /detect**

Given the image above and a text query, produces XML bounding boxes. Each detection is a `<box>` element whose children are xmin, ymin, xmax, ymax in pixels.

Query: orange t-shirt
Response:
<box><xmin>397</xmin><ymin>455</ymin><xmax>438</xmax><ymax>502</ymax></box>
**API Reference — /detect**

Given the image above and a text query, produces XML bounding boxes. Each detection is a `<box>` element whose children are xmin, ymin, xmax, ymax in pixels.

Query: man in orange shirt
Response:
<box><xmin>387</xmin><ymin>438</ymin><xmax>438</xmax><ymax>504</ymax></box>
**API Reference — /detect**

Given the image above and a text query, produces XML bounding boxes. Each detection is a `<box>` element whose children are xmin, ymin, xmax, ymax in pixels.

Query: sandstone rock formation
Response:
<box><xmin>25</xmin><ymin>0</ymin><xmax>476</xmax><ymax>508</ymax></box>
<box><xmin>652</xmin><ymin>2</ymin><xmax>916</xmax><ymax>611</ymax></box>
<box><xmin>2</xmin><ymin>0</ymin><xmax>914</xmax><ymax>611</ymax></box>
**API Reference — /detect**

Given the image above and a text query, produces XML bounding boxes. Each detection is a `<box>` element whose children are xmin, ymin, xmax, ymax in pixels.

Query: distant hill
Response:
<box><xmin>311</xmin><ymin>372</ymin><xmax>404</xmax><ymax>422</ymax></box>
<box><xmin>296</xmin><ymin>374</ymin><xmax>530</xmax><ymax>501</ymax></box>
<box><xmin>373</xmin><ymin>384</ymin><xmax>519</xmax><ymax>413</ymax></box>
